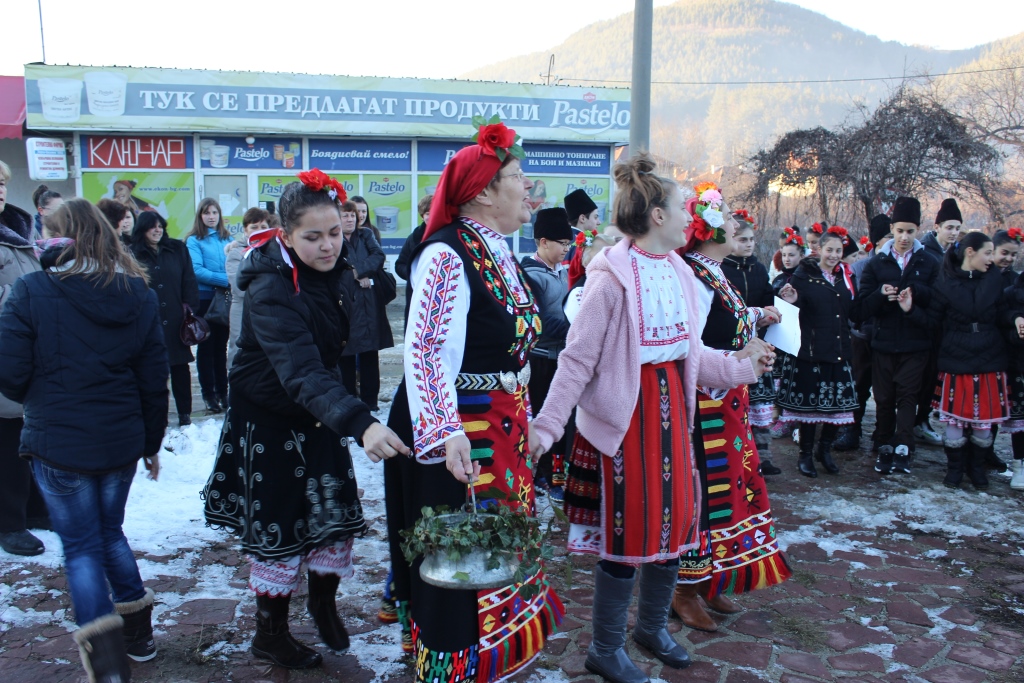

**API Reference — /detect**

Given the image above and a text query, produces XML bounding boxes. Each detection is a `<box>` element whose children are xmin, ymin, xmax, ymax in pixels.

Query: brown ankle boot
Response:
<box><xmin>670</xmin><ymin>582</ymin><xmax>718</xmax><ymax>632</ymax></box>
<box><xmin>700</xmin><ymin>580</ymin><xmax>743</xmax><ymax>614</ymax></box>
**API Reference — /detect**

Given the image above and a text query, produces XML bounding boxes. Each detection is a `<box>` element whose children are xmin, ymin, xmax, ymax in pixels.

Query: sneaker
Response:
<box><xmin>760</xmin><ymin>460</ymin><xmax>782</xmax><ymax>476</ymax></box>
<box><xmin>892</xmin><ymin>445</ymin><xmax>912</xmax><ymax>474</ymax></box>
<box><xmin>769</xmin><ymin>420</ymin><xmax>789</xmax><ymax>439</ymax></box>
<box><xmin>548</xmin><ymin>486</ymin><xmax>565</xmax><ymax>503</ymax></box>
<box><xmin>874</xmin><ymin>446</ymin><xmax>894</xmax><ymax>475</ymax></box>
<box><xmin>378</xmin><ymin>598</ymin><xmax>398</xmax><ymax>625</ymax></box>
<box><xmin>913</xmin><ymin>424</ymin><xmax>943</xmax><ymax>446</ymax></box>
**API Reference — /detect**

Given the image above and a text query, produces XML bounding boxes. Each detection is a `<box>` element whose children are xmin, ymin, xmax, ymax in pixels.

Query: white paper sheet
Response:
<box><xmin>764</xmin><ymin>297</ymin><xmax>802</xmax><ymax>357</ymax></box>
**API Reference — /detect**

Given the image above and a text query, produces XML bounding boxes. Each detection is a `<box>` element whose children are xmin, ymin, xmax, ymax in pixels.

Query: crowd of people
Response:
<box><xmin>0</xmin><ymin>117</ymin><xmax>1023</xmax><ymax>683</ymax></box>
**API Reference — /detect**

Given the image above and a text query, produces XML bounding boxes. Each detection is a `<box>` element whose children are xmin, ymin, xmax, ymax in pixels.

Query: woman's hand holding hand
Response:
<box><xmin>758</xmin><ymin>306</ymin><xmax>781</xmax><ymax>327</ymax></box>
<box><xmin>143</xmin><ymin>455</ymin><xmax>160</xmax><ymax>481</ymax></box>
<box><xmin>361</xmin><ymin>423</ymin><xmax>410</xmax><ymax>463</ymax></box>
<box><xmin>778</xmin><ymin>284</ymin><xmax>798</xmax><ymax>304</ymax></box>
<box><xmin>737</xmin><ymin>338</ymin><xmax>775</xmax><ymax>377</ymax></box>
<box><xmin>897</xmin><ymin>288</ymin><xmax>913</xmax><ymax>313</ymax></box>
<box><xmin>445</xmin><ymin>434</ymin><xmax>480</xmax><ymax>484</ymax></box>
<box><xmin>1016</xmin><ymin>316</ymin><xmax>1024</xmax><ymax>339</ymax></box>
<box><xmin>358</xmin><ymin>277</ymin><xmax>373</xmax><ymax>289</ymax></box>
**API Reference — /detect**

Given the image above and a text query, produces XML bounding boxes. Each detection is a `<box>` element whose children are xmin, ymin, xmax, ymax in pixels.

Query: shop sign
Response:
<box><xmin>417</xmin><ymin>140</ymin><xmax>611</xmax><ymax>176</ymax></box>
<box><xmin>82</xmin><ymin>135</ymin><xmax>192</xmax><ymax>169</ymax></box>
<box><xmin>25</xmin><ymin>137</ymin><xmax>69</xmax><ymax>181</ymax></box>
<box><xmin>308</xmin><ymin>139</ymin><xmax>411</xmax><ymax>172</ymax></box>
<box><xmin>26</xmin><ymin>65</ymin><xmax>631</xmax><ymax>143</ymax></box>
<box><xmin>199</xmin><ymin>136</ymin><xmax>304</xmax><ymax>170</ymax></box>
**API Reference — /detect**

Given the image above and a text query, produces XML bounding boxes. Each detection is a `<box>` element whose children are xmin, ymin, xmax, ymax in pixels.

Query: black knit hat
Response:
<box><xmin>533</xmin><ymin>208</ymin><xmax>574</xmax><ymax>241</ymax></box>
<box><xmin>891</xmin><ymin>197</ymin><xmax>921</xmax><ymax>226</ymax></box>
<box><xmin>935</xmin><ymin>198</ymin><xmax>963</xmax><ymax>225</ymax></box>
<box><xmin>563</xmin><ymin>189</ymin><xmax>598</xmax><ymax>224</ymax></box>
<box><xmin>842</xmin><ymin>236</ymin><xmax>859</xmax><ymax>259</ymax></box>
<box><xmin>869</xmin><ymin>214</ymin><xmax>892</xmax><ymax>245</ymax></box>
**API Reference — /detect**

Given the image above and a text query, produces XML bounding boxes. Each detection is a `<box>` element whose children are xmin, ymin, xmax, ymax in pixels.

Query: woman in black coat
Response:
<box><xmin>130</xmin><ymin>213</ymin><xmax>200</xmax><ymax>426</ymax></box>
<box><xmin>202</xmin><ymin>176</ymin><xmax>407</xmax><ymax>670</ymax></box>
<box><xmin>903</xmin><ymin>231</ymin><xmax>1023</xmax><ymax>490</ymax></box>
<box><xmin>337</xmin><ymin>201</ymin><xmax>392</xmax><ymax>410</ymax></box>
<box><xmin>776</xmin><ymin>228</ymin><xmax>859</xmax><ymax>477</ymax></box>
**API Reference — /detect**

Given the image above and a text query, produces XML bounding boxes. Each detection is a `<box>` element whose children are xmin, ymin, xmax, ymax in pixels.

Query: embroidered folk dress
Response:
<box><xmin>676</xmin><ymin>252</ymin><xmax>792</xmax><ymax>595</ymax></box>
<box><xmin>384</xmin><ymin>218</ymin><xmax>563</xmax><ymax>683</ymax></box>
<box><xmin>564</xmin><ymin>245</ymin><xmax>702</xmax><ymax>564</ymax></box>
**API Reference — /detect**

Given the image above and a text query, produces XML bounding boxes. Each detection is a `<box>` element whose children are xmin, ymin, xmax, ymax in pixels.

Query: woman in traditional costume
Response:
<box><xmin>669</xmin><ymin>186</ymin><xmax>791</xmax><ymax>634</ymax></box>
<box><xmin>385</xmin><ymin>120</ymin><xmax>564</xmax><ymax>683</ymax></box>
<box><xmin>529</xmin><ymin>155</ymin><xmax>772</xmax><ymax>683</ymax></box>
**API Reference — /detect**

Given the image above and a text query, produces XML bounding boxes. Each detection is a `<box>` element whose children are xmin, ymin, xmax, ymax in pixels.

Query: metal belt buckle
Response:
<box><xmin>499</xmin><ymin>362</ymin><xmax>532</xmax><ymax>394</ymax></box>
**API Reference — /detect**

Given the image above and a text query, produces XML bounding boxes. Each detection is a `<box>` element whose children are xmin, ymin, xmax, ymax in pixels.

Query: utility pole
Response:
<box><xmin>38</xmin><ymin>0</ymin><xmax>47</xmax><ymax>63</ymax></box>
<box><xmin>629</xmin><ymin>0</ymin><xmax>652</xmax><ymax>156</ymax></box>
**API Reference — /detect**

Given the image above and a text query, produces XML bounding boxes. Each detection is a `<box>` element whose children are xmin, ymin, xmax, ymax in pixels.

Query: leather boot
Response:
<box><xmin>585</xmin><ymin>564</ymin><xmax>649</xmax><ymax>683</ymax></box>
<box><xmin>251</xmin><ymin>594</ymin><xmax>322</xmax><ymax>669</ymax></box>
<box><xmin>307</xmin><ymin>570</ymin><xmax>350</xmax><ymax>651</ymax></box>
<box><xmin>74</xmin><ymin>614</ymin><xmax>132</xmax><ymax>683</ymax></box>
<box><xmin>798</xmin><ymin>428</ymin><xmax>817</xmax><ymax>478</ymax></box>
<box><xmin>943</xmin><ymin>437</ymin><xmax>967</xmax><ymax>489</ymax></box>
<box><xmin>632</xmin><ymin>563</ymin><xmax>691</xmax><ymax>669</ymax></box>
<box><xmin>116</xmin><ymin>588</ymin><xmax>156</xmax><ymax>662</ymax></box>
<box><xmin>700</xmin><ymin>579</ymin><xmax>742</xmax><ymax>614</ymax></box>
<box><xmin>670</xmin><ymin>582</ymin><xmax>718</xmax><ymax>632</ymax></box>
<box><xmin>967</xmin><ymin>435</ymin><xmax>990</xmax><ymax>490</ymax></box>
<box><xmin>815</xmin><ymin>438</ymin><xmax>840</xmax><ymax>475</ymax></box>
<box><xmin>833</xmin><ymin>425</ymin><xmax>861</xmax><ymax>451</ymax></box>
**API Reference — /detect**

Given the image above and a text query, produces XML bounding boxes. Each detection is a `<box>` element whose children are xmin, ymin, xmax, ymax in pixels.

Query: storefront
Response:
<box><xmin>24</xmin><ymin>65</ymin><xmax>629</xmax><ymax>257</ymax></box>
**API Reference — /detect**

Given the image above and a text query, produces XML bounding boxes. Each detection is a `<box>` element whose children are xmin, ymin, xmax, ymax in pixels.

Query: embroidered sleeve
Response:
<box><xmin>748</xmin><ymin>307</ymin><xmax>766</xmax><ymax>326</ymax></box>
<box><xmin>405</xmin><ymin>243</ymin><xmax>469</xmax><ymax>463</ymax></box>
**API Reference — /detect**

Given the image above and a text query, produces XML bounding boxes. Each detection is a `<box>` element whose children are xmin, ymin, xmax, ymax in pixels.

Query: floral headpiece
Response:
<box><xmin>827</xmin><ymin>225</ymin><xmax>849</xmax><ymax>240</ymax></box>
<box><xmin>297</xmin><ymin>168</ymin><xmax>348</xmax><ymax>203</ymax></box>
<box><xmin>472</xmin><ymin>115</ymin><xmax>525</xmax><ymax>162</ymax></box>
<box><xmin>783</xmin><ymin>232</ymin><xmax>805</xmax><ymax>248</ymax></box>
<box><xmin>690</xmin><ymin>182</ymin><xmax>727</xmax><ymax>244</ymax></box>
<box><xmin>733</xmin><ymin>209</ymin><xmax>757</xmax><ymax>229</ymax></box>
<box><xmin>859</xmin><ymin>235</ymin><xmax>874</xmax><ymax>252</ymax></box>
<box><xmin>574</xmin><ymin>229</ymin><xmax>598</xmax><ymax>249</ymax></box>
<box><xmin>1008</xmin><ymin>227</ymin><xmax>1024</xmax><ymax>243</ymax></box>
<box><xmin>810</xmin><ymin>222</ymin><xmax>826</xmax><ymax>235</ymax></box>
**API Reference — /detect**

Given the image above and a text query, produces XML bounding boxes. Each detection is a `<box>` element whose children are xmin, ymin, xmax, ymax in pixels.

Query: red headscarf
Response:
<box><xmin>424</xmin><ymin>145</ymin><xmax>504</xmax><ymax>239</ymax></box>
<box><xmin>567</xmin><ymin>248</ymin><xmax>586</xmax><ymax>289</ymax></box>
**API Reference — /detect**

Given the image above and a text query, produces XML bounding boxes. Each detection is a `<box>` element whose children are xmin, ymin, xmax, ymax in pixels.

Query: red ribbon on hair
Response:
<box><xmin>424</xmin><ymin>146</ymin><xmax>504</xmax><ymax>239</ymax></box>
<box><xmin>567</xmin><ymin>248</ymin><xmax>585</xmax><ymax>289</ymax></box>
<box><xmin>247</xmin><ymin>227</ymin><xmax>300</xmax><ymax>293</ymax></box>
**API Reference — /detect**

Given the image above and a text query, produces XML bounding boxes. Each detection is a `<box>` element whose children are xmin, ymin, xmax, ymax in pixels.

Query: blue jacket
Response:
<box><xmin>186</xmin><ymin>228</ymin><xmax>233</xmax><ymax>296</ymax></box>
<box><xmin>0</xmin><ymin>265</ymin><xmax>169</xmax><ymax>472</ymax></box>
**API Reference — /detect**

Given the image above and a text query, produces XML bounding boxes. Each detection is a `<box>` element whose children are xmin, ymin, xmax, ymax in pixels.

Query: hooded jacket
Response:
<box><xmin>186</xmin><ymin>227</ymin><xmax>233</xmax><ymax>297</ymax></box>
<box><xmin>0</xmin><ymin>249</ymin><xmax>169</xmax><ymax>472</ymax></box>
<box><xmin>850</xmin><ymin>240</ymin><xmax>937</xmax><ymax>354</ymax></box>
<box><xmin>920</xmin><ymin>231</ymin><xmax>947</xmax><ymax>264</ymax></box>
<box><xmin>722</xmin><ymin>254</ymin><xmax>773</xmax><ymax>309</ymax></box>
<box><xmin>520</xmin><ymin>254</ymin><xmax>570</xmax><ymax>357</ymax></box>
<box><xmin>0</xmin><ymin>203</ymin><xmax>42</xmax><ymax>419</ymax></box>
<box><xmin>229</xmin><ymin>238</ymin><xmax>377</xmax><ymax>442</ymax></box>
<box><xmin>789</xmin><ymin>257</ymin><xmax>855</xmax><ymax>363</ymax></box>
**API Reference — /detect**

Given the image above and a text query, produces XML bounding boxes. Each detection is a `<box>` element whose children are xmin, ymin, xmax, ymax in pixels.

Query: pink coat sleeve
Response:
<box><xmin>692</xmin><ymin>341</ymin><xmax>758</xmax><ymax>389</ymax></box>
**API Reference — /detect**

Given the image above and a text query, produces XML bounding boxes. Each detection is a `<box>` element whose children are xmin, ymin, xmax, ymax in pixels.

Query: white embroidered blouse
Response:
<box><xmin>404</xmin><ymin>218</ymin><xmax>530</xmax><ymax>464</ymax></box>
<box><xmin>629</xmin><ymin>245</ymin><xmax>691</xmax><ymax>365</ymax></box>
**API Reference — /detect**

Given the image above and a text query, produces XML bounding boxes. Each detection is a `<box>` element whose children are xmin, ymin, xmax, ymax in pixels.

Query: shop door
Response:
<box><xmin>203</xmin><ymin>174</ymin><xmax>248</xmax><ymax>238</ymax></box>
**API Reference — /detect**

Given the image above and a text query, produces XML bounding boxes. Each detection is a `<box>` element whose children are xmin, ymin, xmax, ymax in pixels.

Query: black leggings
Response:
<box><xmin>169</xmin><ymin>363</ymin><xmax>193</xmax><ymax>416</ymax></box>
<box><xmin>0</xmin><ymin>417</ymin><xmax>48</xmax><ymax>533</ymax></box>
<box><xmin>196</xmin><ymin>299</ymin><xmax>229</xmax><ymax>399</ymax></box>
<box><xmin>1013</xmin><ymin>432</ymin><xmax>1024</xmax><ymax>461</ymax></box>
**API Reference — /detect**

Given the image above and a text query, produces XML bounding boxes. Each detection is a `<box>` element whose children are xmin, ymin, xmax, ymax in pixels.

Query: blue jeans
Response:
<box><xmin>31</xmin><ymin>459</ymin><xmax>146</xmax><ymax>625</ymax></box>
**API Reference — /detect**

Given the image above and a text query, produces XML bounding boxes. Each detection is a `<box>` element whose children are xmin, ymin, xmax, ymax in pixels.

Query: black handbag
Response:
<box><xmin>180</xmin><ymin>304</ymin><xmax>211</xmax><ymax>345</ymax></box>
<box><xmin>377</xmin><ymin>269</ymin><xmax>398</xmax><ymax>305</ymax></box>
<box><xmin>204</xmin><ymin>287</ymin><xmax>231</xmax><ymax>327</ymax></box>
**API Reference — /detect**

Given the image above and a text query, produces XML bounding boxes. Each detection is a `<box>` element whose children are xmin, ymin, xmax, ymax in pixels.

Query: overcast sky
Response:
<box><xmin>3</xmin><ymin>0</ymin><xmax>1022</xmax><ymax>80</ymax></box>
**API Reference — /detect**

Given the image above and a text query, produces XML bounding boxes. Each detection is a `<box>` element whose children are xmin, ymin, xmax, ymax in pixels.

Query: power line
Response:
<box><xmin>556</xmin><ymin>64</ymin><xmax>1024</xmax><ymax>87</ymax></box>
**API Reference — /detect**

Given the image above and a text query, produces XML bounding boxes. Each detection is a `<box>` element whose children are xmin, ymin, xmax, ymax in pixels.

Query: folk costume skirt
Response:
<box><xmin>748</xmin><ymin>372</ymin><xmax>778</xmax><ymax>428</ymax></box>
<box><xmin>385</xmin><ymin>382</ymin><xmax>563</xmax><ymax>683</ymax></box>
<box><xmin>564</xmin><ymin>360</ymin><xmax>701</xmax><ymax>563</ymax></box>
<box><xmin>202</xmin><ymin>395</ymin><xmax>366</xmax><ymax>561</ymax></box>
<box><xmin>931</xmin><ymin>371</ymin><xmax>1010</xmax><ymax>430</ymax></box>
<box><xmin>775</xmin><ymin>354</ymin><xmax>857</xmax><ymax>425</ymax></box>
<box><xmin>677</xmin><ymin>385</ymin><xmax>792</xmax><ymax>596</ymax></box>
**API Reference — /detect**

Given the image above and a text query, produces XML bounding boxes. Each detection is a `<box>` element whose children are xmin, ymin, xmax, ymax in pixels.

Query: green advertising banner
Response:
<box><xmin>81</xmin><ymin>171</ymin><xmax>196</xmax><ymax>239</ymax></box>
<box><xmin>521</xmin><ymin>176</ymin><xmax>611</xmax><ymax>240</ymax></box>
<box><xmin>363</xmin><ymin>174</ymin><xmax>413</xmax><ymax>248</ymax></box>
<box><xmin>417</xmin><ymin>174</ymin><xmax>441</xmax><ymax>201</ymax></box>
<box><xmin>257</xmin><ymin>174</ymin><xmax>358</xmax><ymax>206</ymax></box>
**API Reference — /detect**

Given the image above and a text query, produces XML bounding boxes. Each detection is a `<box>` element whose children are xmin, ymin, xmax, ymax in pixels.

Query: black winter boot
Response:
<box><xmin>815</xmin><ymin>439</ymin><xmax>840</xmax><ymax>475</ymax></box>
<box><xmin>833</xmin><ymin>425</ymin><xmax>861</xmax><ymax>451</ymax></box>
<box><xmin>798</xmin><ymin>426</ymin><xmax>817</xmax><ymax>478</ymax></box>
<box><xmin>307</xmin><ymin>570</ymin><xmax>350</xmax><ymax>651</ymax></box>
<box><xmin>967</xmin><ymin>436</ymin><xmax>991</xmax><ymax>490</ymax></box>
<box><xmin>251</xmin><ymin>594</ymin><xmax>322</xmax><ymax>669</ymax></box>
<box><xmin>115</xmin><ymin>588</ymin><xmax>156</xmax><ymax>662</ymax></box>
<box><xmin>586</xmin><ymin>564</ymin><xmax>649</xmax><ymax>683</ymax></box>
<box><xmin>632</xmin><ymin>563</ymin><xmax>691</xmax><ymax>669</ymax></box>
<box><xmin>943</xmin><ymin>437</ymin><xmax>967</xmax><ymax>489</ymax></box>
<box><xmin>74</xmin><ymin>614</ymin><xmax>132</xmax><ymax>683</ymax></box>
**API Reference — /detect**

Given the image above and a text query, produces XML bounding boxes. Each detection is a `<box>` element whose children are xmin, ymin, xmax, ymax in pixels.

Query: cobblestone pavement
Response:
<box><xmin>3</xmin><ymin>295</ymin><xmax>1024</xmax><ymax>682</ymax></box>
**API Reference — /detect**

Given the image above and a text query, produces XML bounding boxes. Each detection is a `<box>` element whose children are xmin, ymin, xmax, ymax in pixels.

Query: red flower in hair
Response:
<box><xmin>859</xmin><ymin>235</ymin><xmax>873</xmax><ymax>252</ymax></box>
<box><xmin>297</xmin><ymin>168</ymin><xmax>347</xmax><ymax>203</ymax></box>
<box><xmin>811</xmin><ymin>222</ymin><xmax>825</xmax><ymax>235</ymax></box>
<box><xmin>692</xmin><ymin>216</ymin><xmax>713</xmax><ymax>242</ymax></box>
<box><xmin>476</xmin><ymin>123</ymin><xmax>517</xmax><ymax>157</ymax></box>
<box><xmin>1008</xmin><ymin>227</ymin><xmax>1024</xmax><ymax>243</ymax></box>
<box><xmin>733</xmin><ymin>209</ymin><xmax>756</xmax><ymax>228</ymax></box>
<box><xmin>827</xmin><ymin>225</ymin><xmax>847</xmax><ymax>239</ymax></box>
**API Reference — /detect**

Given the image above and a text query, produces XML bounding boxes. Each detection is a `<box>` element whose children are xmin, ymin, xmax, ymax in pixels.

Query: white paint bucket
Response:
<box><xmin>84</xmin><ymin>71</ymin><xmax>128</xmax><ymax>117</ymax></box>
<box><xmin>210</xmin><ymin>145</ymin><xmax>231</xmax><ymax>168</ymax></box>
<box><xmin>376</xmin><ymin>206</ymin><xmax>400</xmax><ymax>233</ymax></box>
<box><xmin>38</xmin><ymin>78</ymin><xmax>83</xmax><ymax>123</ymax></box>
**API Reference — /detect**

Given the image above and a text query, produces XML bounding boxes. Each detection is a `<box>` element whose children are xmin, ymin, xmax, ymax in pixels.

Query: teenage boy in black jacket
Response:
<box><xmin>851</xmin><ymin>197</ymin><xmax>939</xmax><ymax>475</ymax></box>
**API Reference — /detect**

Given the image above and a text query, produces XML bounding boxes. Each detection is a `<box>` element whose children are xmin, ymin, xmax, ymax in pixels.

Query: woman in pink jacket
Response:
<box><xmin>529</xmin><ymin>154</ymin><xmax>772</xmax><ymax>683</ymax></box>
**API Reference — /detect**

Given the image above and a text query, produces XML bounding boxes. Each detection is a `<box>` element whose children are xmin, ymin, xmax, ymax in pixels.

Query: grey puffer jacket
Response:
<box><xmin>0</xmin><ymin>203</ymin><xmax>41</xmax><ymax>419</ymax></box>
<box><xmin>520</xmin><ymin>254</ymin><xmax>570</xmax><ymax>357</ymax></box>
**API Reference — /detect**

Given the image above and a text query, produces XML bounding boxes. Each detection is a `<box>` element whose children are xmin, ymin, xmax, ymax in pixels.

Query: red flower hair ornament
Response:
<box><xmin>297</xmin><ymin>168</ymin><xmax>348</xmax><ymax>203</ymax></box>
<box><xmin>471</xmin><ymin>115</ymin><xmax>525</xmax><ymax>162</ymax></box>
<box><xmin>1008</xmin><ymin>227</ymin><xmax>1024</xmax><ymax>243</ymax></box>
<box><xmin>859</xmin><ymin>235</ymin><xmax>874</xmax><ymax>252</ymax></box>
<box><xmin>811</xmin><ymin>222</ymin><xmax>825</xmax><ymax>235</ymax></box>
<box><xmin>733</xmin><ymin>209</ymin><xmax>757</xmax><ymax>229</ymax></box>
